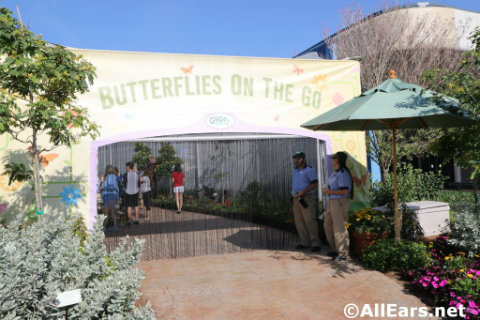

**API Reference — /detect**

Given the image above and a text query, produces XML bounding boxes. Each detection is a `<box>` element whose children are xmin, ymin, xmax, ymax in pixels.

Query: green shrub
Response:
<box><xmin>448</xmin><ymin>205</ymin><xmax>480</xmax><ymax>257</ymax></box>
<box><xmin>362</xmin><ymin>239</ymin><xmax>431</xmax><ymax>272</ymax></box>
<box><xmin>437</xmin><ymin>190</ymin><xmax>475</xmax><ymax>205</ymax></box>
<box><xmin>396</xmin><ymin>205</ymin><xmax>424</xmax><ymax>241</ymax></box>
<box><xmin>0</xmin><ymin>217</ymin><xmax>155</xmax><ymax>319</ymax></box>
<box><xmin>370</xmin><ymin>163</ymin><xmax>445</xmax><ymax>207</ymax></box>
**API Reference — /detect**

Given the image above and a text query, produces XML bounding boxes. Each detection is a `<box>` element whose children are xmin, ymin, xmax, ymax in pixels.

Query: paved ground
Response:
<box><xmin>104</xmin><ymin>207</ymin><xmax>433</xmax><ymax>319</ymax></box>
<box><xmin>139</xmin><ymin>250</ymin><xmax>434</xmax><ymax>320</ymax></box>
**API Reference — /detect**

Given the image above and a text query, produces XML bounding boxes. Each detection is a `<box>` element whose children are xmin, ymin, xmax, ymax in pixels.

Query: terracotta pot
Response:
<box><xmin>349</xmin><ymin>229</ymin><xmax>388</xmax><ymax>258</ymax></box>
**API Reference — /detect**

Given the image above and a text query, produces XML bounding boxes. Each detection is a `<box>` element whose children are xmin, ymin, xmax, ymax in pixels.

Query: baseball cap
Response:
<box><xmin>330</xmin><ymin>151</ymin><xmax>348</xmax><ymax>162</ymax></box>
<box><xmin>292</xmin><ymin>151</ymin><xmax>306</xmax><ymax>159</ymax></box>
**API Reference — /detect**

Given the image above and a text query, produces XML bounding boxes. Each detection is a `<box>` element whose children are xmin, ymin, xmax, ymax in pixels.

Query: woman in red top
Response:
<box><xmin>171</xmin><ymin>164</ymin><xmax>185</xmax><ymax>214</ymax></box>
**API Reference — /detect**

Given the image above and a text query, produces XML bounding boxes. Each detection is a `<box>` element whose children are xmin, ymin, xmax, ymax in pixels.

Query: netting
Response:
<box><xmin>98</xmin><ymin>133</ymin><xmax>327</xmax><ymax>260</ymax></box>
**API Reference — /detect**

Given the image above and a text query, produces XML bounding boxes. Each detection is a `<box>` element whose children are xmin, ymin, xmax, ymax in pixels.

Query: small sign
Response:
<box><xmin>206</xmin><ymin>113</ymin><xmax>234</xmax><ymax>129</ymax></box>
<box><xmin>56</xmin><ymin>289</ymin><xmax>82</xmax><ymax>308</ymax></box>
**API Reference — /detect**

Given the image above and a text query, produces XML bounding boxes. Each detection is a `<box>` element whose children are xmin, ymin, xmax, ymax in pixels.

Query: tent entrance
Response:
<box><xmin>97</xmin><ymin>132</ymin><xmax>327</xmax><ymax>260</ymax></box>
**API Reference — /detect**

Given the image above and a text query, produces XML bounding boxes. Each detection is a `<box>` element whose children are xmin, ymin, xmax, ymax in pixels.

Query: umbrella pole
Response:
<box><xmin>392</xmin><ymin>128</ymin><xmax>401</xmax><ymax>241</ymax></box>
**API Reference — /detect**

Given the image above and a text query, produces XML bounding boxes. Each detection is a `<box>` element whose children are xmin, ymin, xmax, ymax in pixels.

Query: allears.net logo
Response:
<box><xmin>343</xmin><ymin>303</ymin><xmax>466</xmax><ymax>319</ymax></box>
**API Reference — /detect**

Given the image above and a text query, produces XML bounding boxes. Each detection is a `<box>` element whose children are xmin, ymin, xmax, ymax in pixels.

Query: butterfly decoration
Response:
<box><xmin>352</xmin><ymin>173</ymin><xmax>368</xmax><ymax>188</ymax></box>
<box><xmin>312</xmin><ymin>73</ymin><xmax>328</xmax><ymax>91</ymax></box>
<box><xmin>352</xmin><ymin>65</ymin><xmax>360</xmax><ymax>73</ymax></box>
<box><xmin>0</xmin><ymin>203</ymin><xmax>7</xmax><ymax>214</ymax></box>
<box><xmin>293</xmin><ymin>64</ymin><xmax>304</xmax><ymax>75</ymax></box>
<box><xmin>59</xmin><ymin>184</ymin><xmax>82</xmax><ymax>208</ymax></box>
<box><xmin>180</xmin><ymin>65</ymin><xmax>193</xmax><ymax>74</ymax></box>
<box><xmin>274</xmin><ymin>114</ymin><xmax>280</xmax><ymax>121</ymax></box>
<box><xmin>28</xmin><ymin>147</ymin><xmax>59</xmax><ymax>168</ymax></box>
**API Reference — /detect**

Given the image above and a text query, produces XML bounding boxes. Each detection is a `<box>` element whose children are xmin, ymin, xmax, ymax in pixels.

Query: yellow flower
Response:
<box><xmin>467</xmin><ymin>274</ymin><xmax>474</xmax><ymax>278</ymax></box>
<box><xmin>445</xmin><ymin>256</ymin><xmax>451</xmax><ymax>261</ymax></box>
<box><xmin>460</xmin><ymin>269</ymin><xmax>465</xmax><ymax>273</ymax></box>
<box><xmin>346</xmin><ymin>223</ymin><xmax>351</xmax><ymax>228</ymax></box>
<box><xmin>356</xmin><ymin>218</ymin><xmax>361</xmax><ymax>221</ymax></box>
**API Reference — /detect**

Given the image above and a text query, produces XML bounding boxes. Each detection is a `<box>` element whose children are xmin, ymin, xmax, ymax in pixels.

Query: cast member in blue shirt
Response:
<box><xmin>322</xmin><ymin>151</ymin><xmax>354</xmax><ymax>261</ymax></box>
<box><xmin>292</xmin><ymin>151</ymin><xmax>321</xmax><ymax>252</ymax></box>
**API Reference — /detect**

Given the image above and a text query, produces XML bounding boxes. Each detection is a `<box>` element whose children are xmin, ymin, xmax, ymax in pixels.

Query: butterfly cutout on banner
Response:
<box><xmin>180</xmin><ymin>65</ymin><xmax>193</xmax><ymax>74</ymax></box>
<box><xmin>293</xmin><ymin>64</ymin><xmax>303</xmax><ymax>76</ymax></box>
<box><xmin>28</xmin><ymin>147</ymin><xmax>59</xmax><ymax>168</ymax></box>
<box><xmin>312</xmin><ymin>73</ymin><xmax>328</xmax><ymax>91</ymax></box>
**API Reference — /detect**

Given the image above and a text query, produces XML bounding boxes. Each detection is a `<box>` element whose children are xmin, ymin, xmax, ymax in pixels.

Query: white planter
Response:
<box><xmin>375</xmin><ymin>201</ymin><xmax>450</xmax><ymax>238</ymax></box>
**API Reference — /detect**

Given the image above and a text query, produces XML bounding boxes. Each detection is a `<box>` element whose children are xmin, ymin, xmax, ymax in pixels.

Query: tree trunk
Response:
<box><xmin>32</xmin><ymin>129</ymin><xmax>43</xmax><ymax>215</ymax></box>
<box><xmin>29</xmin><ymin>88</ymin><xmax>43</xmax><ymax>216</ymax></box>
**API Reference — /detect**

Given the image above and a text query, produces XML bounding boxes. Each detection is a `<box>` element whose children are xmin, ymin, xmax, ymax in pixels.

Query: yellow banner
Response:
<box><xmin>0</xmin><ymin>49</ymin><xmax>368</xmax><ymax>226</ymax></box>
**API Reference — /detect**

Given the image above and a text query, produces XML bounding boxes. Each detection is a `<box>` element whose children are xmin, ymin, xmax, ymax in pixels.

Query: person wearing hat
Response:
<box><xmin>291</xmin><ymin>151</ymin><xmax>321</xmax><ymax>252</ymax></box>
<box><xmin>322</xmin><ymin>151</ymin><xmax>354</xmax><ymax>261</ymax></box>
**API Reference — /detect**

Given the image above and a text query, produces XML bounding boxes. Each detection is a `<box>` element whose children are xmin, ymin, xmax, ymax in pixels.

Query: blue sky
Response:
<box><xmin>1</xmin><ymin>0</ymin><xmax>479</xmax><ymax>57</ymax></box>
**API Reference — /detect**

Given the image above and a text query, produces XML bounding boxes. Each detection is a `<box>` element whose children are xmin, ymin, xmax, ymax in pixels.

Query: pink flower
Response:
<box><xmin>467</xmin><ymin>307</ymin><xmax>479</xmax><ymax>316</ymax></box>
<box><xmin>468</xmin><ymin>301</ymin><xmax>477</xmax><ymax>309</ymax></box>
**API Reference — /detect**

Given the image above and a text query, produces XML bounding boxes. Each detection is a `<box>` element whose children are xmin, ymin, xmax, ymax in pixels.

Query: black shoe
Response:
<box><xmin>134</xmin><ymin>220</ymin><xmax>139</xmax><ymax>225</ymax></box>
<box><xmin>311</xmin><ymin>246</ymin><xmax>322</xmax><ymax>253</ymax></box>
<box><xmin>327</xmin><ymin>251</ymin><xmax>339</xmax><ymax>258</ymax></box>
<box><xmin>295</xmin><ymin>244</ymin><xmax>309</xmax><ymax>250</ymax></box>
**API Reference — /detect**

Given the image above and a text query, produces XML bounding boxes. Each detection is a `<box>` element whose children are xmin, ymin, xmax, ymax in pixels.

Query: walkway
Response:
<box><xmin>138</xmin><ymin>250</ymin><xmax>433</xmax><ymax>319</ymax></box>
<box><xmin>105</xmin><ymin>207</ymin><xmax>433</xmax><ymax>319</ymax></box>
<box><xmin>104</xmin><ymin>207</ymin><xmax>298</xmax><ymax>260</ymax></box>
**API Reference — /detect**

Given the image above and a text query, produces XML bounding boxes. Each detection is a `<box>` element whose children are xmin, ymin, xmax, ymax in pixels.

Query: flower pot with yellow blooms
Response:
<box><xmin>348</xmin><ymin>207</ymin><xmax>390</xmax><ymax>258</ymax></box>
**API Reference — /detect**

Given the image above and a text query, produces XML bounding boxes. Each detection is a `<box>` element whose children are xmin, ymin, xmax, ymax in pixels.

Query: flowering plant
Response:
<box><xmin>348</xmin><ymin>207</ymin><xmax>390</xmax><ymax>233</ymax></box>
<box><xmin>409</xmin><ymin>236</ymin><xmax>480</xmax><ymax>319</ymax></box>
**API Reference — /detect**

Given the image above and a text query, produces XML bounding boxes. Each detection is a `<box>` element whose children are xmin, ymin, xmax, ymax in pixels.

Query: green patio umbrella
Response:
<box><xmin>302</xmin><ymin>70</ymin><xmax>473</xmax><ymax>241</ymax></box>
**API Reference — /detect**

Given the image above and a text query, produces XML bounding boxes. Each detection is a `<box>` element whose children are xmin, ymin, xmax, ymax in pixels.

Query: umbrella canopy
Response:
<box><xmin>302</xmin><ymin>77</ymin><xmax>471</xmax><ymax>131</ymax></box>
<box><xmin>301</xmin><ymin>71</ymin><xmax>474</xmax><ymax>241</ymax></box>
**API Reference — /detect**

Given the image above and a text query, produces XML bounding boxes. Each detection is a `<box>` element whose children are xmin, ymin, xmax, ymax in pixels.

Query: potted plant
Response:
<box><xmin>348</xmin><ymin>207</ymin><xmax>390</xmax><ymax>257</ymax></box>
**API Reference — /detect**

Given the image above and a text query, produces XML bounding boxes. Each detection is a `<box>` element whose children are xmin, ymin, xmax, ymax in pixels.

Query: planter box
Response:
<box><xmin>375</xmin><ymin>201</ymin><xmax>450</xmax><ymax>239</ymax></box>
<box><xmin>349</xmin><ymin>229</ymin><xmax>388</xmax><ymax>258</ymax></box>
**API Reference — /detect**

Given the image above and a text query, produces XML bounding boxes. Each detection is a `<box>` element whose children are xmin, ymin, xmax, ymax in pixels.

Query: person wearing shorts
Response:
<box><xmin>140</xmin><ymin>168</ymin><xmax>152</xmax><ymax>220</ymax></box>
<box><xmin>101</xmin><ymin>165</ymin><xmax>119</xmax><ymax>232</ymax></box>
<box><xmin>171</xmin><ymin>164</ymin><xmax>185</xmax><ymax>214</ymax></box>
<box><xmin>123</xmin><ymin>162</ymin><xmax>140</xmax><ymax>225</ymax></box>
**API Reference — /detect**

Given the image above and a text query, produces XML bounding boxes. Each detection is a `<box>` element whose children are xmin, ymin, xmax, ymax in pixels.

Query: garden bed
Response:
<box><xmin>150</xmin><ymin>199</ymin><xmax>298</xmax><ymax>234</ymax></box>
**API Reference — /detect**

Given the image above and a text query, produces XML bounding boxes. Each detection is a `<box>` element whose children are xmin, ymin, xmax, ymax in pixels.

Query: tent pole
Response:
<box><xmin>392</xmin><ymin>127</ymin><xmax>401</xmax><ymax>241</ymax></box>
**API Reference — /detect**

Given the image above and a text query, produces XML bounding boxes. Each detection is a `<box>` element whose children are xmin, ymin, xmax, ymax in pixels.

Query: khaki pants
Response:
<box><xmin>324</xmin><ymin>198</ymin><xmax>351</xmax><ymax>257</ymax></box>
<box><xmin>293</xmin><ymin>193</ymin><xmax>320</xmax><ymax>247</ymax></box>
